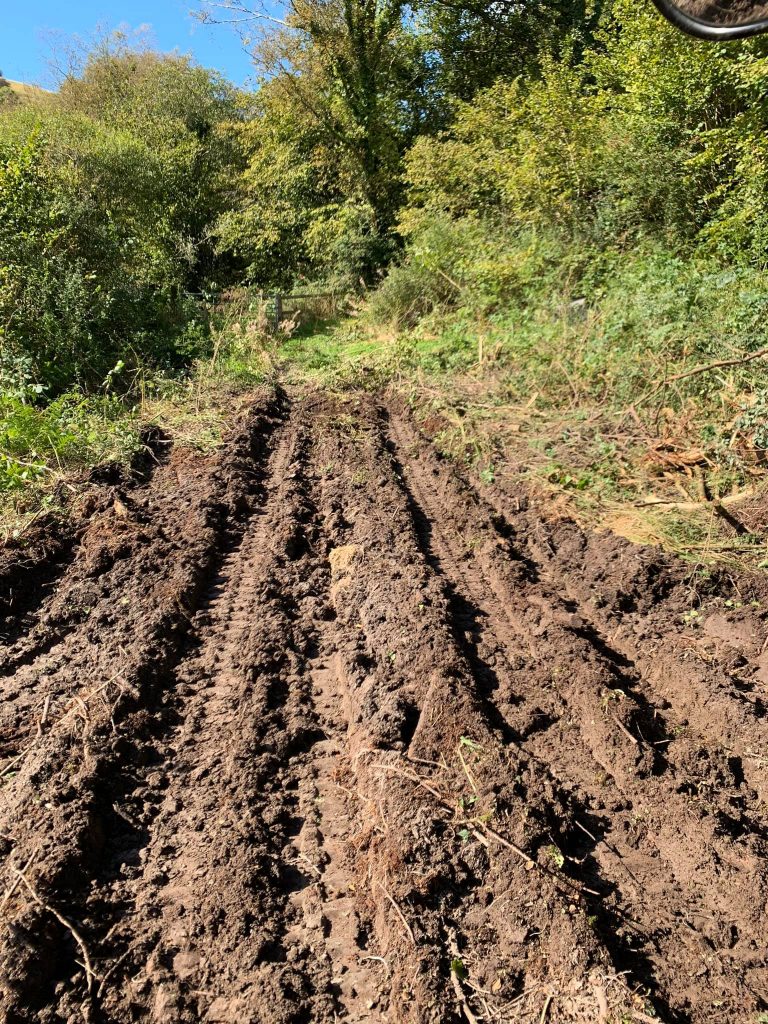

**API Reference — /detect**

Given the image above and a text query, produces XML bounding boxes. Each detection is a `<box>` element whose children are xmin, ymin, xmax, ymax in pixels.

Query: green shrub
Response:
<box><xmin>372</xmin><ymin>228</ymin><xmax>768</xmax><ymax>425</ymax></box>
<box><xmin>0</xmin><ymin>389</ymin><xmax>139</xmax><ymax>492</ymax></box>
<box><xmin>0</xmin><ymin>48</ymin><xmax>244</xmax><ymax>394</ymax></box>
<box><xmin>367</xmin><ymin>216</ymin><xmax>579</xmax><ymax>327</ymax></box>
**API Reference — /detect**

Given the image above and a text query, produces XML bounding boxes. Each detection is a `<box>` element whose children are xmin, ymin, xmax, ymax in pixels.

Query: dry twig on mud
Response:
<box><xmin>450</xmin><ymin>964</ymin><xmax>481</xmax><ymax>1024</ymax></box>
<box><xmin>12</xmin><ymin>866</ymin><xmax>96</xmax><ymax>1000</ymax></box>
<box><xmin>112</xmin><ymin>802</ymin><xmax>142</xmax><ymax>830</ymax></box>
<box><xmin>359</xmin><ymin>954</ymin><xmax>391</xmax><ymax>977</ymax></box>
<box><xmin>370</xmin><ymin>756</ymin><xmax>606</xmax><ymax>898</ymax></box>
<box><xmin>457</xmin><ymin>744</ymin><xmax>479</xmax><ymax>795</ymax></box>
<box><xmin>448</xmin><ymin>931</ymin><xmax>481</xmax><ymax>1024</ymax></box>
<box><xmin>376</xmin><ymin>880</ymin><xmax>416</xmax><ymax>946</ymax></box>
<box><xmin>540</xmin><ymin>994</ymin><xmax>553</xmax><ymax>1023</ymax></box>
<box><xmin>297</xmin><ymin>850</ymin><xmax>322</xmax><ymax>878</ymax></box>
<box><xmin>370</xmin><ymin>761</ymin><xmax>445</xmax><ymax>802</ymax></box>
<box><xmin>372</xmin><ymin>759</ymin><xmax>533</xmax><ymax>866</ymax></box>
<box><xmin>633</xmin><ymin>488</ymin><xmax>755</xmax><ymax>513</ymax></box>
<box><xmin>611</xmin><ymin>713</ymin><xmax>640</xmax><ymax>747</ymax></box>
<box><xmin>96</xmin><ymin>949</ymin><xmax>132</xmax><ymax>1000</ymax></box>
<box><xmin>36</xmin><ymin>693</ymin><xmax>52</xmax><ymax>736</ymax></box>
<box><xmin>0</xmin><ymin>851</ymin><xmax>37</xmax><ymax>915</ymax></box>
<box><xmin>0</xmin><ymin>749</ymin><xmax>27</xmax><ymax>778</ymax></box>
<box><xmin>478</xmin><ymin>824</ymin><xmax>535</xmax><ymax>868</ymax></box>
<box><xmin>594</xmin><ymin>983</ymin><xmax>609</xmax><ymax>1020</ymax></box>
<box><xmin>405</xmin><ymin>753</ymin><xmax>448</xmax><ymax>770</ymax></box>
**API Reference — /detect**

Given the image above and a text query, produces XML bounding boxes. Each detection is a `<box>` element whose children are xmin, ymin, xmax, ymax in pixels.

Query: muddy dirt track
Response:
<box><xmin>1</xmin><ymin>387</ymin><xmax>768</xmax><ymax>1024</ymax></box>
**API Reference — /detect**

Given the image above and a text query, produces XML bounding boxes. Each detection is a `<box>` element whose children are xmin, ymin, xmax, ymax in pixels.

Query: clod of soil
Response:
<box><xmin>1</xmin><ymin>385</ymin><xmax>767</xmax><ymax>1024</ymax></box>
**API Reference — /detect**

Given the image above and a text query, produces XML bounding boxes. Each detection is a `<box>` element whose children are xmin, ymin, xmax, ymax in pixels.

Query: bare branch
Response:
<box><xmin>196</xmin><ymin>0</ymin><xmax>292</xmax><ymax>29</ymax></box>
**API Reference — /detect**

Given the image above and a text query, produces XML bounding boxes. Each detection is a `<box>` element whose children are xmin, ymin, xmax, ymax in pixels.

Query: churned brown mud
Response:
<box><xmin>1</xmin><ymin>386</ymin><xmax>767</xmax><ymax>1024</ymax></box>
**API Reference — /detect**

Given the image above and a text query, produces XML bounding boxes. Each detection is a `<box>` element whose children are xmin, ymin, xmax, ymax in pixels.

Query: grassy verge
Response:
<box><xmin>0</xmin><ymin>304</ymin><xmax>276</xmax><ymax>536</ymax></box>
<box><xmin>279</xmin><ymin>241</ymin><xmax>768</xmax><ymax>571</ymax></box>
<box><xmin>0</xmin><ymin>390</ymin><xmax>140</xmax><ymax>535</ymax></box>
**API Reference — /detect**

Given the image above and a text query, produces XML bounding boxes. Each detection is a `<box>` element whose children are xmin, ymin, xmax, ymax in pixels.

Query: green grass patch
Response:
<box><xmin>0</xmin><ymin>390</ymin><xmax>142</xmax><ymax>532</ymax></box>
<box><xmin>0</xmin><ymin>313</ymin><xmax>275</xmax><ymax>530</ymax></box>
<box><xmin>0</xmin><ymin>392</ymin><xmax>140</xmax><ymax>492</ymax></box>
<box><xmin>280</xmin><ymin>319</ymin><xmax>383</xmax><ymax>381</ymax></box>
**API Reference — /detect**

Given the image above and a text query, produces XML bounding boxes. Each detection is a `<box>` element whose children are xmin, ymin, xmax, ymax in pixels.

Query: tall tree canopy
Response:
<box><xmin>0</xmin><ymin>40</ymin><xmax>247</xmax><ymax>390</ymax></box>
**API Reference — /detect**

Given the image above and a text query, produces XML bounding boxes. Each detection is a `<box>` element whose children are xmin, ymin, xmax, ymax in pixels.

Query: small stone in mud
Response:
<box><xmin>206</xmin><ymin>998</ymin><xmax>231</xmax><ymax>1021</ymax></box>
<box><xmin>173</xmin><ymin>950</ymin><xmax>201</xmax><ymax>979</ymax></box>
<box><xmin>153</xmin><ymin>985</ymin><xmax>179</xmax><ymax>1018</ymax></box>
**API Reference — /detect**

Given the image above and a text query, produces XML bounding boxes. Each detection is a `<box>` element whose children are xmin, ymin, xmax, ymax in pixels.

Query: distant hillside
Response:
<box><xmin>0</xmin><ymin>77</ymin><xmax>51</xmax><ymax>99</ymax></box>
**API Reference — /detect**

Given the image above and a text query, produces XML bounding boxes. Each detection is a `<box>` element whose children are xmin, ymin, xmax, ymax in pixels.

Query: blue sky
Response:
<box><xmin>3</xmin><ymin>1</ymin><xmax>255</xmax><ymax>87</ymax></box>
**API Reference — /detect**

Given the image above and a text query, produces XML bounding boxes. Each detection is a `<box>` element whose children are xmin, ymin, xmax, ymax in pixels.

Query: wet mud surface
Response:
<box><xmin>1</xmin><ymin>386</ymin><xmax>767</xmax><ymax>1023</ymax></box>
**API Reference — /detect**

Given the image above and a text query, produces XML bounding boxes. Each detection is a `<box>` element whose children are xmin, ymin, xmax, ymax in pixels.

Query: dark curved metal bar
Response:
<box><xmin>651</xmin><ymin>0</ymin><xmax>768</xmax><ymax>37</ymax></box>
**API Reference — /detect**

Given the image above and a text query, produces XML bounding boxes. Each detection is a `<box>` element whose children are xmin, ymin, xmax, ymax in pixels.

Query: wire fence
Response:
<box><xmin>271</xmin><ymin>291</ymin><xmax>340</xmax><ymax>331</ymax></box>
<box><xmin>188</xmin><ymin>289</ymin><xmax>342</xmax><ymax>332</ymax></box>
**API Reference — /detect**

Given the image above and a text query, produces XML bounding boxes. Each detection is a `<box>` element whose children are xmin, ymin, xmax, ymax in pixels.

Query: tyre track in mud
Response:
<box><xmin>0</xmin><ymin>518</ymin><xmax>79</xmax><ymax>649</ymax></box>
<box><xmin>383</xmin><ymin>407</ymin><xmax>768</xmax><ymax>1022</ymax></box>
<box><xmin>0</xmin><ymin>391</ymin><xmax>288</xmax><ymax>1021</ymax></box>
<box><xmin>91</xmin><ymin>408</ymin><xmax>386</xmax><ymax>1023</ymax></box>
<box><xmin>310</xmin><ymin>400</ymin><xmax>647</xmax><ymax>1024</ymax></box>
<box><xmin>477</xmin><ymin>487</ymin><xmax>768</xmax><ymax>808</ymax></box>
<box><xmin>0</xmin><ymin>439</ymin><xmax>250</xmax><ymax>775</ymax></box>
<box><xmin>0</xmin><ymin>395</ymin><xmax>391</xmax><ymax>1024</ymax></box>
<box><xmin>538</xmin><ymin>530</ymin><xmax>768</xmax><ymax>800</ymax></box>
<box><xmin>92</xmin><ymin>418</ymin><xmax>308</xmax><ymax>1023</ymax></box>
<box><xmin>1</xmin><ymin>389</ymin><xmax>767</xmax><ymax>1024</ymax></box>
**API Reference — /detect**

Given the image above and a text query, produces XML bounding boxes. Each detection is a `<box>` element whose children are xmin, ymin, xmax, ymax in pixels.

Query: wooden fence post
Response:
<box><xmin>273</xmin><ymin>292</ymin><xmax>283</xmax><ymax>333</ymax></box>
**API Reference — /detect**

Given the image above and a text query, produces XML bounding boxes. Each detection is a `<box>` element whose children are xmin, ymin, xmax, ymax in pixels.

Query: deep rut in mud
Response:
<box><xmin>1</xmin><ymin>387</ymin><xmax>767</xmax><ymax>1024</ymax></box>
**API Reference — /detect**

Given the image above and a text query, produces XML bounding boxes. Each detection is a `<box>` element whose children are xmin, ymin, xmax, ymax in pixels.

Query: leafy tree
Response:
<box><xmin>57</xmin><ymin>41</ymin><xmax>249</xmax><ymax>288</ymax></box>
<box><xmin>415</xmin><ymin>0</ymin><xmax>604</xmax><ymax>102</ymax></box>
<box><xmin>0</xmin><ymin>44</ymin><xmax>247</xmax><ymax>391</ymax></box>
<box><xmin>402</xmin><ymin>0</ymin><xmax>768</xmax><ymax>263</ymax></box>
<box><xmin>198</xmin><ymin>0</ymin><xmax>608</xmax><ymax>287</ymax></box>
<box><xmin>199</xmin><ymin>0</ymin><xmax>435</xmax><ymax>240</ymax></box>
<box><xmin>215</xmin><ymin>30</ymin><xmax>408</xmax><ymax>288</ymax></box>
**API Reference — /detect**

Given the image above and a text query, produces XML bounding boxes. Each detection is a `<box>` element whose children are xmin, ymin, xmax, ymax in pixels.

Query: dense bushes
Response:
<box><xmin>215</xmin><ymin>72</ymin><xmax>394</xmax><ymax>292</ymax></box>
<box><xmin>10</xmin><ymin>3</ymin><xmax>768</xmax><ymax>400</ymax></box>
<box><xmin>400</xmin><ymin>23</ymin><xmax>768</xmax><ymax>254</ymax></box>
<box><xmin>367</xmin><ymin>0</ymin><xmax>768</xmax><ymax>407</ymax></box>
<box><xmin>8</xmin><ymin>3</ymin><xmax>768</xmax><ymax>399</ymax></box>
<box><xmin>0</xmin><ymin>49</ymin><xmax>244</xmax><ymax>394</ymax></box>
<box><xmin>363</xmin><ymin>0</ymin><xmax>768</xmax><ymax>462</ymax></box>
<box><xmin>362</xmin><ymin>218</ymin><xmax>768</xmax><ymax>503</ymax></box>
<box><xmin>0</xmin><ymin>388</ymin><xmax>138</xmax><ymax>492</ymax></box>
